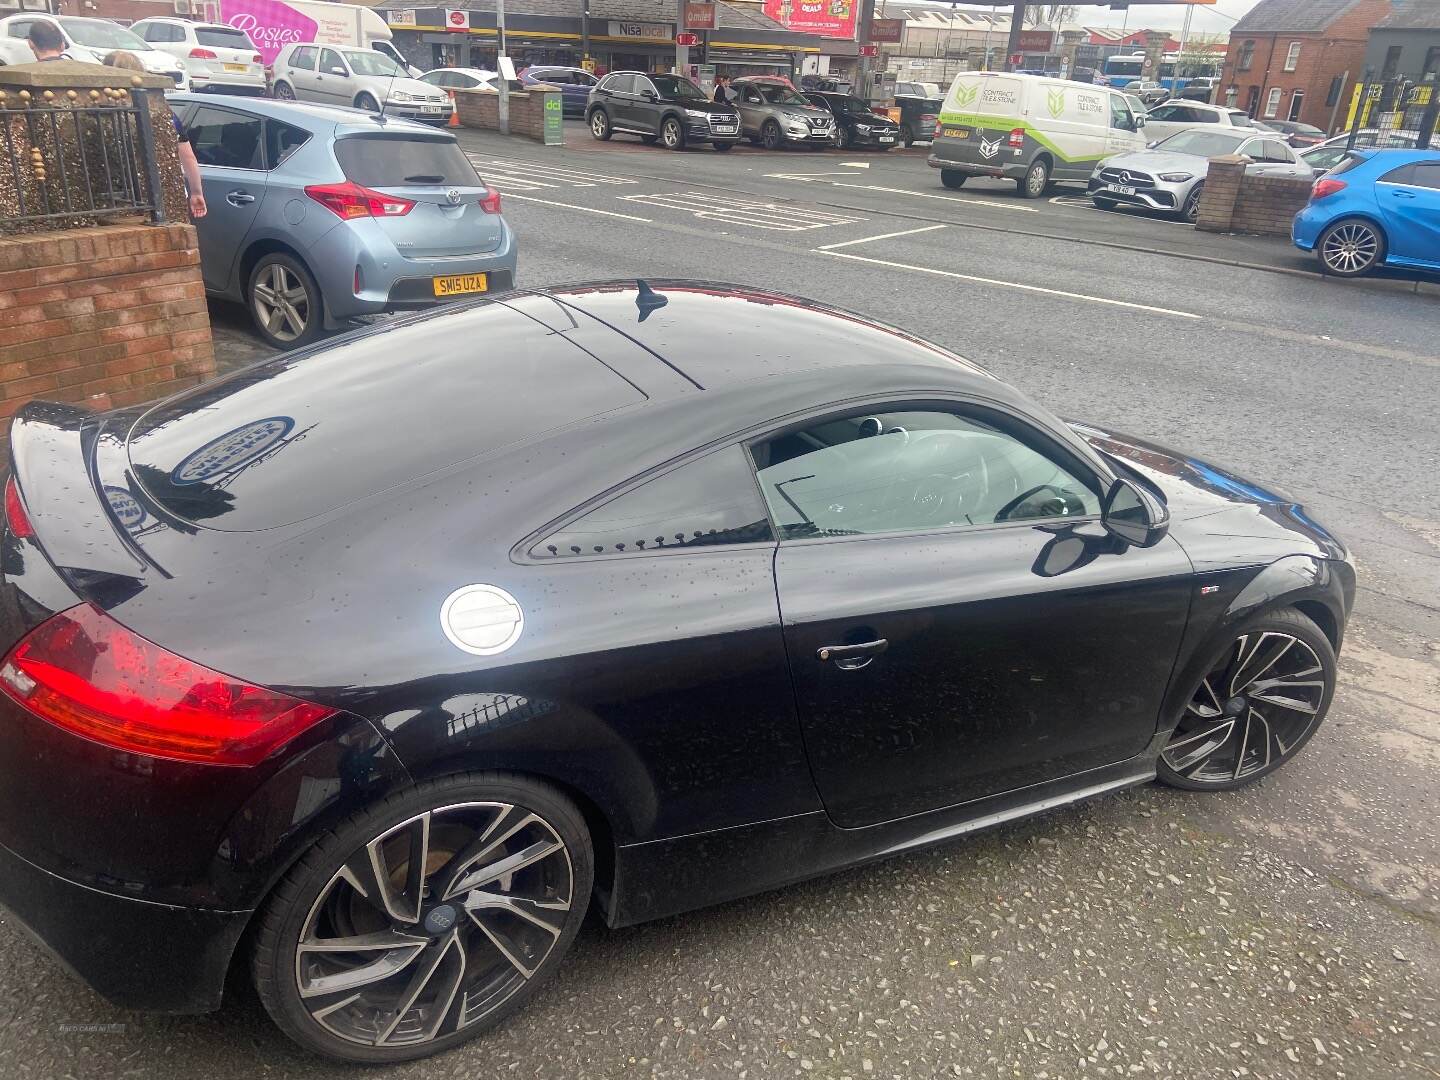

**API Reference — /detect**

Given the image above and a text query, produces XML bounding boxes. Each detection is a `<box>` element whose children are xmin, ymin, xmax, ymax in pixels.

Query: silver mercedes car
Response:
<box><xmin>1088</xmin><ymin>128</ymin><xmax>1312</xmax><ymax>224</ymax></box>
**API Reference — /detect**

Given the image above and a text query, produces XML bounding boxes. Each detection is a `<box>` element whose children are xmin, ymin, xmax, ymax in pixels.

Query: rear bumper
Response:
<box><xmin>385</xmin><ymin>266</ymin><xmax>515</xmax><ymax>308</ymax></box>
<box><xmin>0</xmin><ymin>836</ymin><xmax>248</xmax><ymax>1013</ymax></box>
<box><xmin>1291</xmin><ymin>203</ymin><xmax>1327</xmax><ymax>250</ymax></box>
<box><xmin>190</xmin><ymin>74</ymin><xmax>266</xmax><ymax>94</ymax></box>
<box><xmin>927</xmin><ymin>153</ymin><xmax>1025</xmax><ymax>180</ymax></box>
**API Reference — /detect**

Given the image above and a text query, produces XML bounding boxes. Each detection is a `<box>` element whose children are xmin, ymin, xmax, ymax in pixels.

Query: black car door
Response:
<box><xmin>631</xmin><ymin>74</ymin><xmax>661</xmax><ymax>134</ymax></box>
<box><xmin>752</xmin><ymin>401</ymin><xmax>1193</xmax><ymax>829</ymax></box>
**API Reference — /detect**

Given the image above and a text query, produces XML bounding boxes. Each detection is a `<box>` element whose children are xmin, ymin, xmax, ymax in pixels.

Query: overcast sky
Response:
<box><xmin>1073</xmin><ymin>1</ymin><xmax>1261</xmax><ymax>34</ymax></box>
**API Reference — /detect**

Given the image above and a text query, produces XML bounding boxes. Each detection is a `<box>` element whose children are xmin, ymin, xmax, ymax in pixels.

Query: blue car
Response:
<box><xmin>519</xmin><ymin>65</ymin><xmax>599</xmax><ymax>116</ymax></box>
<box><xmin>1293</xmin><ymin>148</ymin><xmax>1440</xmax><ymax>278</ymax></box>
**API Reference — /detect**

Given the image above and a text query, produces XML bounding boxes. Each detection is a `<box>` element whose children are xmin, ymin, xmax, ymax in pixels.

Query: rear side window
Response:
<box><xmin>187</xmin><ymin>106</ymin><xmax>262</xmax><ymax>169</ymax></box>
<box><xmin>531</xmin><ymin>446</ymin><xmax>774</xmax><ymax>559</ymax></box>
<box><xmin>290</xmin><ymin>46</ymin><xmax>316</xmax><ymax>70</ymax></box>
<box><xmin>335</xmin><ymin>137</ymin><xmax>480</xmax><ymax>186</ymax></box>
<box><xmin>265</xmin><ymin>119</ymin><xmax>310</xmax><ymax>169</ymax></box>
<box><xmin>1329</xmin><ymin>153</ymin><xmax>1367</xmax><ymax>177</ymax></box>
<box><xmin>196</xmin><ymin>26</ymin><xmax>253</xmax><ymax>49</ymax></box>
<box><xmin>1411</xmin><ymin>162</ymin><xmax>1440</xmax><ymax>189</ymax></box>
<box><xmin>603</xmin><ymin>73</ymin><xmax>634</xmax><ymax>93</ymax></box>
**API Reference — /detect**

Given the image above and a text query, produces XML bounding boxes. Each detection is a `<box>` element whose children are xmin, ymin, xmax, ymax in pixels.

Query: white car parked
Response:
<box><xmin>130</xmin><ymin>17</ymin><xmax>263</xmax><ymax>95</ymax></box>
<box><xmin>271</xmin><ymin>42</ymin><xmax>452</xmax><ymax>124</ymax></box>
<box><xmin>1139</xmin><ymin>100</ymin><xmax>1264</xmax><ymax>145</ymax></box>
<box><xmin>418</xmin><ymin>67</ymin><xmax>497</xmax><ymax>92</ymax></box>
<box><xmin>0</xmin><ymin>15</ymin><xmax>188</xmax><ymax>88</ymax></box>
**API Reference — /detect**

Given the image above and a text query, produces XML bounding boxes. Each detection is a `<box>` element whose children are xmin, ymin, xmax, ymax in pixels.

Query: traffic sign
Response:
<box><xmin>676</xmin><ymin>31</ymin><xmax>700</xmax><ymax>46</ymax></box>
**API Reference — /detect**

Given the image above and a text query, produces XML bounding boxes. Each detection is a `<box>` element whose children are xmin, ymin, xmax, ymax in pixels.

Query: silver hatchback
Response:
<box><xmin>271</xmin><ymin>43</ymin><xmax>453</xmax><ymax>124</ymax></box>
<box><xmin>169</xmin><ymin>95</ymin><xmax>517</xmax><ymax>348</ymax></box>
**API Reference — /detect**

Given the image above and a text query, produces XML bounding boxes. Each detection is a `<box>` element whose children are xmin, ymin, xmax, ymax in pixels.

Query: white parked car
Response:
<box><xmin>130</xmin><ymin>17</ymin><xmax>263</xmax><ymax>95</ymax></box>
<box><xmin>1140</xmin><ymin>100</ymin><xmax>1264</xmax><ymax>144</ymax></box>
<box><xmin>0</xmin><ymin>15</ymin><xmax>188</xmax><ymax>88</ymax></box>
<box><xmin>271</xmin><ymin>42</ymin><xmax>452</xmax><ymax>124</ymax></box>
<box><xmin>418</xmin><ymin>66</ymin><xmax>497</xmax><ymax>92</ymax></box>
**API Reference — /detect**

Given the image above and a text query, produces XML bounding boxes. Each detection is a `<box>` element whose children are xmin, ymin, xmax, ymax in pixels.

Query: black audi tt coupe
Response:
<box><xmin>0</xmin><ymin>282</ymin><xmax>1352</xmax><ymax>1063</ymax></box>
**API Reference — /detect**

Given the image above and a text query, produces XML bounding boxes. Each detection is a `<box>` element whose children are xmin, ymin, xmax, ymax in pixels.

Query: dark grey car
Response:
<box><xmin>586</xmin><ymin>72</ymin><xmax>740</xmax><ymax>151</ymax></box>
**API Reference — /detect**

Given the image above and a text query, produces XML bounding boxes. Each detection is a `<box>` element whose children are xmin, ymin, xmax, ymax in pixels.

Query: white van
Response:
<box><xmin>203</xmin><ymin>0</ymin><xmax>418</xmax><ymax>76</ymax></box>
<box><xmin>927</xmin><ymin>71</ymin><xmax>1147</xmax><ymax>198</ymax></box>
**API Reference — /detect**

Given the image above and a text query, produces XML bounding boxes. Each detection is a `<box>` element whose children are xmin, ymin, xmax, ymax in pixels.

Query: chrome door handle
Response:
<box><xmin>817</xmin><ymin>639</ymin><xmax>889</xmax><ymax>671</ymax></box>
<box><xmin>226</xmin><ymin>190</ymin><xmax>255</xmax><ymax>206</ymax></box>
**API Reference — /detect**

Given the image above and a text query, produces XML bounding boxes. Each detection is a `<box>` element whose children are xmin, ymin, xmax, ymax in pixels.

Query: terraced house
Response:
<box><xmin>1220</xmin><ymin>0</ymin><xmax>1395</xmax><ymax>133</ymax></box>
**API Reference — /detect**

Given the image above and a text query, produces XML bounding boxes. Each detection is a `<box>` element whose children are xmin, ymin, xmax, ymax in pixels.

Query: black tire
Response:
<box><xmin>252</xmin><ymin>772</ymin><xmax>594</xmax><ymax>1064</ymax></box>
<box><xmin>588</xmin><ymin>109</ymin><xmax>612</xmax><ymax>141</ymax></box>
<box><xmin>640</xmin><ymin>133</ymin><xmax>658</xmax><ymax>145</ymax></box>
<box><xmin>246</xmin><ymin>252</ymin><xmax>323</xmax><ymax>351</ymax></box>
<box><xmin>1316</xmin><ymin>217</ymin><xmax>1386</xmax><ymax>278</ymax></box>
<box><xmin>661</xmin><ymin>116</ymin><xmax>685</xmax><ymax>151</ymax></box>
<box><xmin>1018</xmin><ymin>156</ymin><xmax>1050</xmax><ymax>199</ymax></box>
<box><xmin>273</xmin><ymin>81</ymin><xmax>295</xmax><ymax>100</ymax></box>
<box><xmin>899</xmin><ymin>123</ymin><xmax>915</xmax><ymax>148</ymax></box>
<box><xmin>760</xmin><ymin>120</ymin><xmax>783</xmax><ymax>150</ymax></box>
<box><xmin>1181</xmin><ymin>182</ymin><xmax>1205</xmax><ymax>224</ymax></box>
<box><xmin>1157</xmin><ymin>608</ymin><xmax>1336</xmax><ymax>793</ymax></box>
<box><xmin>940</xmin><ymin>169</ymin><xmax>967</xmax><ymax>190</ymax></box>
<box><xmin>355</xmin><ymin>93</ymin><xmax>379</xmax><ymax>112</ymax></box>
<box><xmin>835</xmin><ymin>125</ymin><xmax>850</xmax><ymax>150</ymax></box>
<box><xmin>712</xmin><ymin>141</ymin><xmax>734</xmax><ymax>152</ymax></box>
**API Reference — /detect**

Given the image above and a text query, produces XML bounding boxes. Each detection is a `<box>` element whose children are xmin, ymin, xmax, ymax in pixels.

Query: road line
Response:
<box><xmin>502</xmin><ymin>193</ymin><xmax>654</xmax><ymax>221</ymax></box>
<box><xmin>815</xmin><ymin>249</ymin><xmax>1203</xmax><ymax>318</ymax></box>
<box><xmin>766</xmin><ymin>173</ymin><xmax>1040</xmax><ymax>212</ymax></box>
<box><xmin>816</xmin><ymin>224</ymin><xmax>948</xmax><ymax>250</ymax></box>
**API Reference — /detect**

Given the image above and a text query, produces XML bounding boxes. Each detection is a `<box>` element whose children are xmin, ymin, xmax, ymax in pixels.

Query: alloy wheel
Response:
<box><xmin>252</xmin><ymin>263</ymin><xmax>311</xmax><ymax>344</ymax></box>
<box><xmin>762</xmin><ymin>122</ymin><xmax>782</xmax><ymax>150</ymax></box>
<box><xmin>294</xmin><ymin>802</ymin><xmax>574</xmax><ymax>1049</ymax></box>
<box><xmin>1025</xmin><ymin>161</ymin><xmax>1048</xmax><ymax>197</ymax></box>
<box><xmin>1161</xmin><ymin>631</ymin><xmax>1328</xmax><ymax>785</ymax></box>
<box><xmin>662</xmin><ymin>118</ymin><xmax>683</xmax><ymax>150</ymax></box>
<box><xmin>1321</xmin><ymin>222</ymin><xmax>1380</xmax><ymax>275</ymax></box>
<box><xmin>275</xmin><ymin>82</ymin><xmax>295</xmax><ymax>100</ymax></box>
<box><xmin>1183</xmin><ymin>184</ymin><xmax>1204</xmax><ymax>224</ymax></box>
<box><xmin>590</xmin><ymin>111</ymin><xmax>609</xmax><ymax>140</ymax></box>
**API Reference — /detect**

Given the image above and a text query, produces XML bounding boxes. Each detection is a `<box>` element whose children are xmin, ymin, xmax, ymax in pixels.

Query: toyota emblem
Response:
<box><xmin>446</xmin><ymin>188</ymin><xmax>462</xmax><ymax>206</ymax></box>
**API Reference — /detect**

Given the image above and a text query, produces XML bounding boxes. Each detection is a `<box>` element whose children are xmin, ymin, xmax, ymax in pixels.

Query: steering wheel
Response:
<box><xmin>994</xmin><ymin>484</ymin><xmax>1080</xmax><ymax>523</ymax></box>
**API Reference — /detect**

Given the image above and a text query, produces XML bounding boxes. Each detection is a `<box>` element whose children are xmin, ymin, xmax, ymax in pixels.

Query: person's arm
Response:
<box><xmin>177</xmin><ymin>140</ymin><xmax>206</xmax><ymax>219</ymax></box>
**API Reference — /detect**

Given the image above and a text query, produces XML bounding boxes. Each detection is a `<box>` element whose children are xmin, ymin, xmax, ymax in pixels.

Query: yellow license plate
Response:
<box><xmin>433</xmin><ymin>273</ymin><xmax>489</xmax><ymax>297</ymax></box>
<box><xmin>943</xmin><ymin>125</ymin><xmax>971</xmax><ymax>139</ymax></box>
<box><xmin>223</xmin><ymin>63</ymin><xmax>249</xmax><ymax>72</ymax></box>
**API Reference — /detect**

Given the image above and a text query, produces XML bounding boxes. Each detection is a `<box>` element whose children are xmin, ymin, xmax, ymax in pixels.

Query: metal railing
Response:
<box><xmin>0</xmin><ymin>84</ymin><xmax>166</xmax><ymax>232</ymax></box>
<box><xmin>1343</xmin><ymin>77</ymin><xmax>1440</xmax><ymax>151</ymax></box>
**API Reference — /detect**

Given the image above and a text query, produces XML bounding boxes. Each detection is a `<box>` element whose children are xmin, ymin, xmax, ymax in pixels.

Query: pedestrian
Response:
<box><xmin>27</xmin><ymin>21</ymin><xmax>71</xmax><ymax>62</ymax></box>
<box><xmin>104</xmin><ymin>50</ymin><xmax>206</xmax><ymax>219</ymax></box>
<box><xmin>713</xmin><ymin>74</ymin><xmax>735</xmax><ymax>105</ymax></box>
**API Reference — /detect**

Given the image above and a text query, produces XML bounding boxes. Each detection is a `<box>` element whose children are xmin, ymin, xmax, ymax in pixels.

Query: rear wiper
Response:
<box><xmin>403</xmin><ymin>174</ymin><xmax>446</xmax><ymax>183</ymax></box>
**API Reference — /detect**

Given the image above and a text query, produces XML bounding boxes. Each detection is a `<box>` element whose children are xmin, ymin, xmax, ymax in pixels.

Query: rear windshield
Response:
<box><xmin>335</xmin><ymin>136</ymin><xmax>480</xmax><ymax>187</ymax></box>
<box><xmin>125</xmin><ymin>303</ymin><xmax>645</xmax><ymax>532</ymax></box>
<box><xmin>196</xmin><ymin>26</ymin><xmax>254</xmax><ymax>49</ymax></box>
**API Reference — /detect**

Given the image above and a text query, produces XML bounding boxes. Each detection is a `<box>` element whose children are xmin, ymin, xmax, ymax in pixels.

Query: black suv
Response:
<box><xmin>587</xmin><ymin>72</ymin><xmax>741</xmax><ymax>151</ymax></box>
<box><xmin>804</xmin><ymin>92</ymin><xmax>900</xmax><ymax>150</ymax></box>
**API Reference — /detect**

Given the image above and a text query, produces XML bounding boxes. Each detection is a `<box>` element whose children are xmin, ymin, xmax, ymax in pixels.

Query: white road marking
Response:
<box><xmin>841</xmin><ymin>161</ymin><xmax>871</xmax><ymax>168</ymax></box>
<box><xmin>816</xmin><ymin>224</ymin><xmax>948</xmax><ymax>250</ymax></box>
<box><xmin>767</xmin><ymin>172</ymin><xmax>1040</xmax><ymax>212</ymax></box>
<box><xmin>1049</xmin><ymin>192</ymin><xmax>1194</xmax><ymax>228</ymax></box>
<box><xmin>465</xmin><ymin>154</ymin><xmax>639</xmax><ymax>192</ymax></box>
<box><xmin>618</xmin><ymin>190</ymin><xmax>865</xmax><ymax>231</ymax></box>
<box><xmin>502</xmin><ymin>192</ymin><xmax>654</xmax><ymax>221</ymax></box>
<box><xmin>815</xmin><ymin>249</ymin><xmax>1203</xmax><ymax>318</ymax></box>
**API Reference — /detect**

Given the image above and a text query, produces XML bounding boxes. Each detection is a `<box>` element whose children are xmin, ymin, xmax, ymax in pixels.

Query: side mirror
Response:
<box><xmin>642</xmin><ymin>89</ymin><xmax>657</xmax><ymax>102</ymax></box>
<box><xmin>1145</xmin><ymin>139</ymin><xmax>1159</xmax><ymax>149</ymax></box>
<box><xmin>1102</xmin><ymin>477</ymin><xmax>1169</xmax><ymax>548</ymax></box>
<box><xmin>1136</xmin><ymin>116</ymin><xmax>1146</xmax><ymax>128</ymax></box>
<box><xmin>328</xmin><ymin>66</ymin><xmax>346</xmax><ymax>76</ymax></box>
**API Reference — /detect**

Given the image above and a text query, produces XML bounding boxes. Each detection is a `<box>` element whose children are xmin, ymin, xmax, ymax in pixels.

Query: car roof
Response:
<box><xmin>166</xmin><ymin>92</ymin><xmax>452</xmax><ymax>136</ymax></box>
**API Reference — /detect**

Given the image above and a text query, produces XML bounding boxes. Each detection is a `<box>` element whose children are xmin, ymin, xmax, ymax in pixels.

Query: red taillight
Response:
<box><xmin>304</xmin><ymin>181</ymin><xmax>414</xmax><ymax>220</ymax></box>
<box><xmin>479</xmin><ymin>186</ymin><xmax>501</xmax><ymax>215</ymax></box>
<box><xmin>0</xmin><ymin>604</ymin><xmax>336</xmax><ymax>766</ymax></box>
<box><xmin>1008</xmin><ymin>127</ymin><xmax>1025</xmax><ymax>148</ymax></box>
<box><xmin>189</xmin><ymin>47</ymin><xmax>218</xmax><ymax>59</ymax></box>
<box><xmin>933</xmin><ymin>120</ymin><xmax>943</xmax><ymax>139</ymax></box>
<box><xmin>1312</xmin><ymin>177</ymin><xmax>1347</xmax><ymax>200</ymax></box>
<box><xmin>252</xmin><ymin>53</ymin><xmax>263</xmax><ymax>64</ymax></box>
<box><xmin>4</xmin><ymin>477</ymin><xmax>34</xmax><ymax>539</ymax></box>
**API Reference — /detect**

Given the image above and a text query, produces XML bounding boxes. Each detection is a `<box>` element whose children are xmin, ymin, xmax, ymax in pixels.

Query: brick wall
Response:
<box><xmin>453</xmin><ymin>88</ymin><xmax>551</xmax><ymax>142</ymax></box>
<box><xmin>0</xmin><ymin>223</ymin><xmax>216</xmax><ymax>458</ymax></box>
<box><xmin>1196</xmin><ymin>156</ymin><xmax>1313</xmax><ymax>237</ymax></box>
<box><xmin>1220</xmin><ymin>0</ymin><xmax>1393</xmax><ymax>133</ymax></box>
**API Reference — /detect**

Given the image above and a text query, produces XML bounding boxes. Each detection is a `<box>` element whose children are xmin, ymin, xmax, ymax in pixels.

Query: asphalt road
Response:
<box><xmin>15</xmin><ymin>129</ymin><xmax>1439</xmax><ymax>1080</ymax></box>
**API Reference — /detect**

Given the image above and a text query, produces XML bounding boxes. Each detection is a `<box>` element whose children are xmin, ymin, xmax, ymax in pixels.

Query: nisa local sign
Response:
<box><xmin>607</xmin><ymin>20</ymin><xmax>672</xmax><ymax>39</ymax></box>
<box><xmin>171</xmin><ymin>417</ymin><xmax>295</xmax><ymax>485</ymax></box>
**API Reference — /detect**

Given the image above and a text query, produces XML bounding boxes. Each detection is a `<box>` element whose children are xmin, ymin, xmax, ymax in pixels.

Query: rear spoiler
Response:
<box><xmin>9</xmin><ymin>401</ymin><xmax>147</xmax><ymax>578</ymax></box>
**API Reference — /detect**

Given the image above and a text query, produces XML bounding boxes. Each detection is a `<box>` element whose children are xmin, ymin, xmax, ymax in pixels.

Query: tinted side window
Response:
<box><xmin>753</xmin><ymin>408</ymin><xmax>1102</xmax><ymax>540</ymax></box>
<box><xmin>1411</xmin><ymin>162</ymin><xmax>1440</xmax><ymax>190</ymax></box>
<box><xmin>1380</xmin><ymin>163</ymin><xmax>1415</xmax><ymax>185</ymax></box>
<box><xmin>605</xmin><ymin>73</ymin><xmax>634</xmax><ymax>94</ymax></box>
<box><xmin>634</xmin><ymin>77</ymin><xmax>656</xmax><ymax>97</ymax></box>
<box><xmin>290</xmin><ymin>45</ymin><xmax>316</xmax><ymax>70</ymax></box>
<box><xmin>531</xmin><ymin>446</ymin><xmax>774</xmax><ymax>558</ymax></box>
<box><xmin>187</xmin><ymin>106</ymin><xmax>262</xmax><ymax>170</ymax></box>
<box><xmin>1109</xmin><ymin>96</ymin><xmax>1134</xmax><ymax>131</ymax></box>
<box><xmin>265</xmin><ymin>119</ymin><xmax>311</xmax><ymax>169</ymax></box>
<box><xmin>319</xmin><ymin>48</ymin><xmax>344</xmax><ymax>73</ymax></box>
<box><xmin>1147</xmin><ymin>105</ymin><xmax>1181</xmax><ymax>121</ymax></box>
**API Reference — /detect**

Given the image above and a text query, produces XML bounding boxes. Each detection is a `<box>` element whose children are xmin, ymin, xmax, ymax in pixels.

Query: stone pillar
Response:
<box><xmin>1058</xmin><ymin>29</ymin><xmax>1086</xmax><ymax>79</ymax></box>
<box><xmin>1142</xmin><ymin>29</ymin><xmax>1169</xmax><ymax>84</ymax></box>
<box><xmin>1195</xmin><ymin>155</ymin><xmax>1245</xmax><ymax>232</ymax></box>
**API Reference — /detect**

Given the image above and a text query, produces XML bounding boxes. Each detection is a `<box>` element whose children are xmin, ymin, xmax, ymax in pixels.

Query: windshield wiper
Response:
<box><xmin>403</xmin><ymin>174</ymin><xmax>446</xmax><ymax>183</ymax></box>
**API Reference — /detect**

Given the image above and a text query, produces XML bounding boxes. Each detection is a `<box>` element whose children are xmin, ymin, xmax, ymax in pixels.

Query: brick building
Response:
<box><xmin>1220</xmin><ymin>0</ymin><xmax>1394</xmax><ymax>134</ymax></box>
